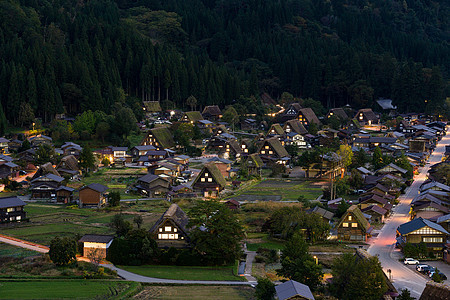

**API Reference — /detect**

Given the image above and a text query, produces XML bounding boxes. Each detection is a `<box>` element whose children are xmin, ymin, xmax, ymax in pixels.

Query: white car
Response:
<box><xmin>177</xmin><ymin>177</ymin><xmax>188</xmax><ymax>184</ymax></box>
<box><xmin>404</xmin><ymin>258</ymin><xmax>419</xmax><ymax>265</ymax></box>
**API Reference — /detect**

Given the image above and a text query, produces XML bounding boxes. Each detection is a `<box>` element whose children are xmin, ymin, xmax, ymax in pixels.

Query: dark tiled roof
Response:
<box><xmin>361</xmin><ymin>205</ymin><xmax>388</xmax><ymax>216</ymax></box>
<box><xmin>78</xmin><ymin>234</ymin><xmax>114</xmax><ymax>243</ymax></box>
<box><xmin>275</xmin><ymin>280</ymin><xmax>315</xmax><ymax>300</ymax></box>
<box><xmin>133</xmin><ymin>145</ymin><xmax>156</xmax><ymax>151</ymax></box>
<box><xmin>0</xmin><ymin>196</ymin><xmax>26</xmax><ymax>209</ymax></box>
<box><xmin>309</xmin><ymin>206</ymin><xmax>334</xmax><ymax>220</ymax></box>
<box><xmin>81</xmin><ymin>183</ymin><xmax>109</xmax><ymax>193</ymax></box>
<box><xmin>138</xmin><ymin>173</ymin><xmax>160</xmax><ymax>183</ymax></box>
<box><xmin>397</xmin><ymin>217</ymin><xmax>449</xmax><ymax>235</ymax></box>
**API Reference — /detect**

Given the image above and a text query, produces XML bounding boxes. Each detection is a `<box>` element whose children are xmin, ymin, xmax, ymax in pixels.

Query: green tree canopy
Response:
<box><xmin>188</xmin><ymin>201</ymin><xmax>244</xmax><ymax>265</ymax></box>
<box><xmin>49</xmin><ymin>237</ymin><xmax>77</xmax><ymax>266</ymax></box>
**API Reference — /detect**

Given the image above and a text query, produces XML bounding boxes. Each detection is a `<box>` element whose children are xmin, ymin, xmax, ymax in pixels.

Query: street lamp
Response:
<box><xmin>313</xmin><ymin>256</ymin><xmax>318</xmax><ymax>265</ymax></box>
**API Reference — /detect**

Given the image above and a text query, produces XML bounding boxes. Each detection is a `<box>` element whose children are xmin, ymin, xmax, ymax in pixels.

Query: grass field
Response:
<box><xmin>134</xmin><ymin>285</ymin><xmax>255</xmax><ymax>299</ymax></box>
<box><xmin>0</xmin><ymin>280</ymin><xmax>137</xmax><ymax>299</ymax></box>
<box><xmin>0</xmin><ymin>243</ymin><xmax>39</xmax><ymax>258</ymax></box>
<box><xmin>119</xmin><ymin>264</ymin><xmax>245</xmax><ymax>281</ymax></box>
<box><xmin>246</xmin><ymin>233</ymin><xmax>285</xmax><ymax>251</ymax></box>
<box><xmin>234</xmin><ymin>179</ymin><xmax>323</xmax><ymax>201</ymax></box>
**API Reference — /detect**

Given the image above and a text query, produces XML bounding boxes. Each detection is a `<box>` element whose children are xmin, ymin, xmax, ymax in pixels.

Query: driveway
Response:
<box><xmin>367</xmin><ymin>128</ymin><xmax>450</xmax><ymax>298</ymax></box>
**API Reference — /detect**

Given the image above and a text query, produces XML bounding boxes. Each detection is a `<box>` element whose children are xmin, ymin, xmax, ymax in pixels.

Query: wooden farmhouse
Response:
<box><xmin>29</xmin><ymin>134</ymin><xmax>53</xmax><ymax>148</ymax></box>
<box><xmin>258</xmin><ymin>138</ymin><xmax>290</xmax><ymax>165</ymax></box>
<box><xmin>275</xmin><ymin>280</ymin><xmax>315</xmax><ymax>300</ymax></box>
<box><xmin>337</xmin><ymin>205</ymin><xmax>372</xmax><ymax>241</ymax></box>
<box><xmin>192</xmin><ymin>163</ymin><xmax>226</xmax><ymax>198</ymax></box>
<box><xmin>413</xmin><ymin>202</ymin><xmax>449</xmax><ymax>221</ymax></box>
<box><xmin>78</xmin><ymin>234</ymin><xmax>114</xmax><ymax>260</ymax></box>
<box><xmin>180</xmin><ymin>111</ymin><xmax>203</xmax><ymax>123</ymax></box>
<box><xmin>0</xmin><ymin>196</ymin><xmax>27</xmax><ymax>223</ymax></box>
<box><xmin>141</xmin><ymin>127</ymin><xmax>175</xmax><ymax>149</ymax></box>
<box><xmin>136</xmin><ymin>173</ymin><xmax>170</xmax><ymax>197</ymax></box>
<box><xmin>0</xmin><ymin>162</ymin><xmax>19</xmax><ymax>179</ymax></box>
<box><xmin>202</xmin><ymin>105</ymin><xmax>222</xmax><ymax>121</ymax></box>
<box><xmin>282</xmin><ymin>103</ymin><xmax>303</xmax><ymax>120</ymax></box>
<box><xmin>61</xmin><ymin>142</ymin><xmax>82</xmax><ymax>157</ymax></box>
<box><xmin>149</xmin><ymin>203</ymin><xmax>190</xmax><ymax>248</ymax></box>
<box><xmin>244</xmin><ymin>153</ymin><xmax>264</xmax><ymax>176</ymax></box>
<box><xmin>0</xmin><ymin>138</ymin><xmax>10</xmax><ymax>154</ymax></box>
<box><xmin>79</xmin><ymin>183</ymin><xmax>109</xmax><ymax>208</ymax></box>
<box><xmin>354</xmin><ymin>108</ymin><xmax>379</xmax><ymax>126</ymax></box>
<box><xmin>55</xmin><ymin>186</ymin><xmax>74</xmax><ymax>203</ymax></box>
<box><xmin>397</xmin><ymin>217</ymin><xmax>449</xmax><ymax>256</ymax></box>
<box><xmin>130</xmin><ymin>145</ymin><xmax>156</xmax><ymax>160</ymax></box>
<box><xmin>56</xmin><ymin>155</ymin><xmax>80</xmax><ymax>179</ymax></box>
<box><xmin>283</xmin><ymin>119</ymin><xmax>308</xmax><ymax>135</ymax></box>
<box><xmin>326</xmin><ymin>108</ymin><xmax>349</xmax><ymax>121</ymax></box>
<box><xmin>30</xmin><ymin>174</ymin><xmax>64</xmax><ymax>200</ymax></box>
<box><xmin>297</xmin><ymin>108</ymin><xmax>321</xmax><ymax>127</ymax></box>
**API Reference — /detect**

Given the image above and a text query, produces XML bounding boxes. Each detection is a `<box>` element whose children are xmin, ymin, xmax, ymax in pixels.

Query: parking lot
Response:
<box><xmin>405</xmin><ymin>260</ymin><xmax>450</xmax><ymax>285</ymax></box>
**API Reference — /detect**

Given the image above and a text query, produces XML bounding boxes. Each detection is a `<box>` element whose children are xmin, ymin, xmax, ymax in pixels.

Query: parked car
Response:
<box><xmin>424</xmin><ymin>266</ymin><xmax>436</xmax><ymax>275</ymax></box>
<box><xmin>177</xmin><ymin>177</ymin><xmax>188</xmax><ymax>184</ymax></box>
<box><xmin>404</xmin><ymin>258</ymin><xmax>420</xmax><ymax>265</ymax></box>
<box><xmin>429</xmin><ymin>271</ymin><xmax>447</xmax><ymax>280</ymax></box>
<box><xmin>416</xmin><ymin>264</ymin><xmax>429</xmax><ymax>272</ymax></box>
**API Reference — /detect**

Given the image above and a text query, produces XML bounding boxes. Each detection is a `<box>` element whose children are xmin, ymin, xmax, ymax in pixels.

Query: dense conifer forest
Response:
<box><xmin>0</xmin><ymin>0</ymin><xmax>448</xmax><ymax>130</ymax></box>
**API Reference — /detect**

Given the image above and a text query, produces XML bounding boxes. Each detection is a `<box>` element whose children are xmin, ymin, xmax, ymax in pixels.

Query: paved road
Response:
<box><xmin>102</xmin><ymin>264</ymin><xmax>253</xmax><ymax>285</ymax></box>
<box><xmin>367</xmin><ymin>129</ymin><xmax>450</xmax><ymax>298</ymax></box>
<box><xmin>0</xmin><ymin>233</ymin><xmax>253</xmax><ymax>285</ymax></box>
<box><xmin>0</xmin><ymin>235</ymin><xmax>49</xmax><ymax>253</ymax></box>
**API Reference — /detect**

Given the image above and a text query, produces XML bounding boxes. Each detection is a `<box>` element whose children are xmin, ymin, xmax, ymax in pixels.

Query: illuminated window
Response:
<box><xmin>261</xmin><ymin>151</ymin><xmax>265</xmax><ymax>154</ymax></box>
<box><xmin>343</xmin><ymin>223</ymin><xmax>348</xmax><ymax>227</ymax></box>
<box><xmin>6</xmin><ymin>208</ymin><xmax>14</xmax><ymax>212</ymax></box>
<box><xmin>201</xmin><ymin>178</ymin><xmax>205</xmax><ymax>182</ymax></box>
<box><xmin>208</xmin><ymin>178</ymin><xmax>212</xmax><ymax>182</ymax></box>
<box><xmin>265</xmin><ymin>146</ymin><xmax>269</xmax><ymax>149</ymax></box>
<box><xmin>174</xmin><ymin>228</ymin><xmax>177</xmax><ymax>232</ymax></box>
<box><xmin>244</xmin><ymin>149</ymin><xmax>248</xmax><ymax>153</ymax></box>
<box><xmin>159</xmin><ymin>228</ymin><xmax>163</xmax><ymax>232</ymax></box>
<box><xmin>348</xmin><ymin>216</ymin><xmax>352</xmax><ymax>221</ymax></box>
<box><xmin>423</xmin><ymin>237</ymin><xmax>443</xmax><ymax>243</ymax></box>
<box><xmin>269</xmin><ymin>151</ymin><xmax>273</xmax><ymax>154</ymax></box>
<box><xmin>205</xmin><ymin>173</ymin><xmax>209</xmax><ymax>177</ymax></box>
<box><xmin>352</xmin><ymin>223</ymin><xmax>358</xmax><ymax>228</ymax></box>
<box><xmin>165</xmin><ymin>226</ymin><xmax>171</xmax><ymax>232</ymax></box>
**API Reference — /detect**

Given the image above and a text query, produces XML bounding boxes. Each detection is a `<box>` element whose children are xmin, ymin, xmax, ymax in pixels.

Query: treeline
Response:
<box><xmin>0</xmin><ymin>0</ymin><xmax>255</xmax><ymax>130</ymax></box>
<box><xmin>0</xmin><ymin>0</ymin><xmax>448</xmax><ymax>132</ymax></box>
<box><xmin>148</xmin><ymin>0</ymin><xmax>448</xmax><ymax>112</ymax></box>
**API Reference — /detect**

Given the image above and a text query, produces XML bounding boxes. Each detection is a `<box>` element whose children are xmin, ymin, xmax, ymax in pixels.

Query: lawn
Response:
<box><xmin>0</xmin><ymin>243</ymin><xmax>39</xmax><ymax>258</ymax></box>
<box><xmin>234</xmin><ymin>179</ymin><xmax>323</xmax><ymax>201</ymax></box>
<box><xmin>0</xmin><ymin>280</ymin><xmax>137</xmax><ymax>299</ymax></box>
<box><xmin>246</xmin><ymin>233</ymin><xmax>285</xmax><ymax>251</ymax></box>
<box><xmin>134</xmin><ymin>285</ymin><xmax>255</xmax><ymax>300</ymax></box>
<box><xmin>0</xmin><ymin>223</ymin><xmax>114</xmax><ymax>244</ymax></box>
<box><xmin>119</xmin><ymin>264</ymin><xmax>245</xmax><ymax>281</ymax></box>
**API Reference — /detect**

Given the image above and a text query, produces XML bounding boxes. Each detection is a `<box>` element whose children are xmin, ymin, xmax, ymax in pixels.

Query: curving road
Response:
<box><xmin>367</xmin><ymin>128</ymin><xmax>450</xmax><ymax>298</ymax></box>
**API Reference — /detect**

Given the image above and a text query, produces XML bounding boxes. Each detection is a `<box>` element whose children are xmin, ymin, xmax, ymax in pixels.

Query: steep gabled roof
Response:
<box><xmin>143</xmin><ymin>101</ymin><xmax>162</xmax><ymax>112</ymax></box>
<box><xmin>419</xmin><ymin>281</ymin><xmax>450</xmax><ymax>300</ymax></box>
<box><xmin>149</xmin><ymin>203</ymin><xmax>189</xmax><ymax>234</ymax></box>
<box><xmin>149</xmin><ymin>127</ymin><xmax>175</xmax><ymax>149</ymax></box>
<box><xmin>193</xmin><ymin>163</ymin><xmax>227</xmax><ymax>188</ymax></box>
<box><xmin>275</xmin><ymin>280</ymin><xmax>315</xmax><ymax>300</ymax></box>
<box><xmin>57</xmin><ymin>155</ymin><xmax>79</xmax><ymax>171</ymax></box>
<box><xmin>32</xmin><ymin>162</ymin><xmax>61</xmax><ymax>180</ymax></box>
<box><xmin>183</xmin><ymin>111</ymin><xmax>204</xmax><ymax>122</ymax></box>
<box><xmin>397</xmin><ymin>217</ymin><xmax>449</xmax><ymax>235</ymax></box>
<box><xmin>299</xmin><ymin>108</ymin><xmax>321</xmax><ymax>125</ymax></box>
<box><xmin>328</xmin><ymin>108</ymin><xmax>349</xmax><ymax>120</ymax></box>
<box><xmin>247</xmin><ymin>153</ymin><xmax>263</xmax><ymax>168</ymax></box>
<box><xmin>202</xmin><ymin>105</ymin><xmax>222</xmax><ymax>116</ymax></box>
<box><xmin>338</xmin><ymin>205</ymin><xmax>371</xmax><ymax>232</ymax></box>
<box><xmin>284</xmin><ymin>119</ymin><xmax>308</xmax><ymax>135</ymax></box>
<box><xmin>267</xmin><ymin>123</ymin><xmax>285</xmax><ymax>136</ymax></box>
<box><xmin>355</xmin><ymin>108</ymin><xmax>378</xmax><ymax>121</ymax></box>
<box><xmin>261</xmin><ymin>138</ymin><xmax>290</xmax><ymax>158</ymax></box>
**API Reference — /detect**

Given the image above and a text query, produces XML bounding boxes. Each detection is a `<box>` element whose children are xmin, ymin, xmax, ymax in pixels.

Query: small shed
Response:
<box><xmin>78</xmin><ymin>234</ymin><xmax>114</xmax><ymax>260</ymax></box>
<box><xmin>225</xmin><ymin>199</ymin><xmax>240</xmax><ymax>210</ymax></box>
<box><xmin>79</xmin><ymin>183</ymin><xmax>109</xmax><ymax>207</ymax></box>
<box><xmin>275</xmin><ymin>280</ymin><xmax>315</xmax><ymax>300</ymax></box>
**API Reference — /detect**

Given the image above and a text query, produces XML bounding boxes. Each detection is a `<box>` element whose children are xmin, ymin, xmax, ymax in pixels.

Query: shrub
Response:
<box><xmin>254</xmin><ymin>255</ymin><xmax>266</xmax><ymax>263</ymax></box>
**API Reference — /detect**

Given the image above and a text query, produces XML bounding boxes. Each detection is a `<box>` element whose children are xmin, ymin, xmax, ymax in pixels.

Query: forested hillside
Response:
<box><xmin>0</xmin><ymin>0</ymin><xmax>448</xmax><ymax>131</ymax></box>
